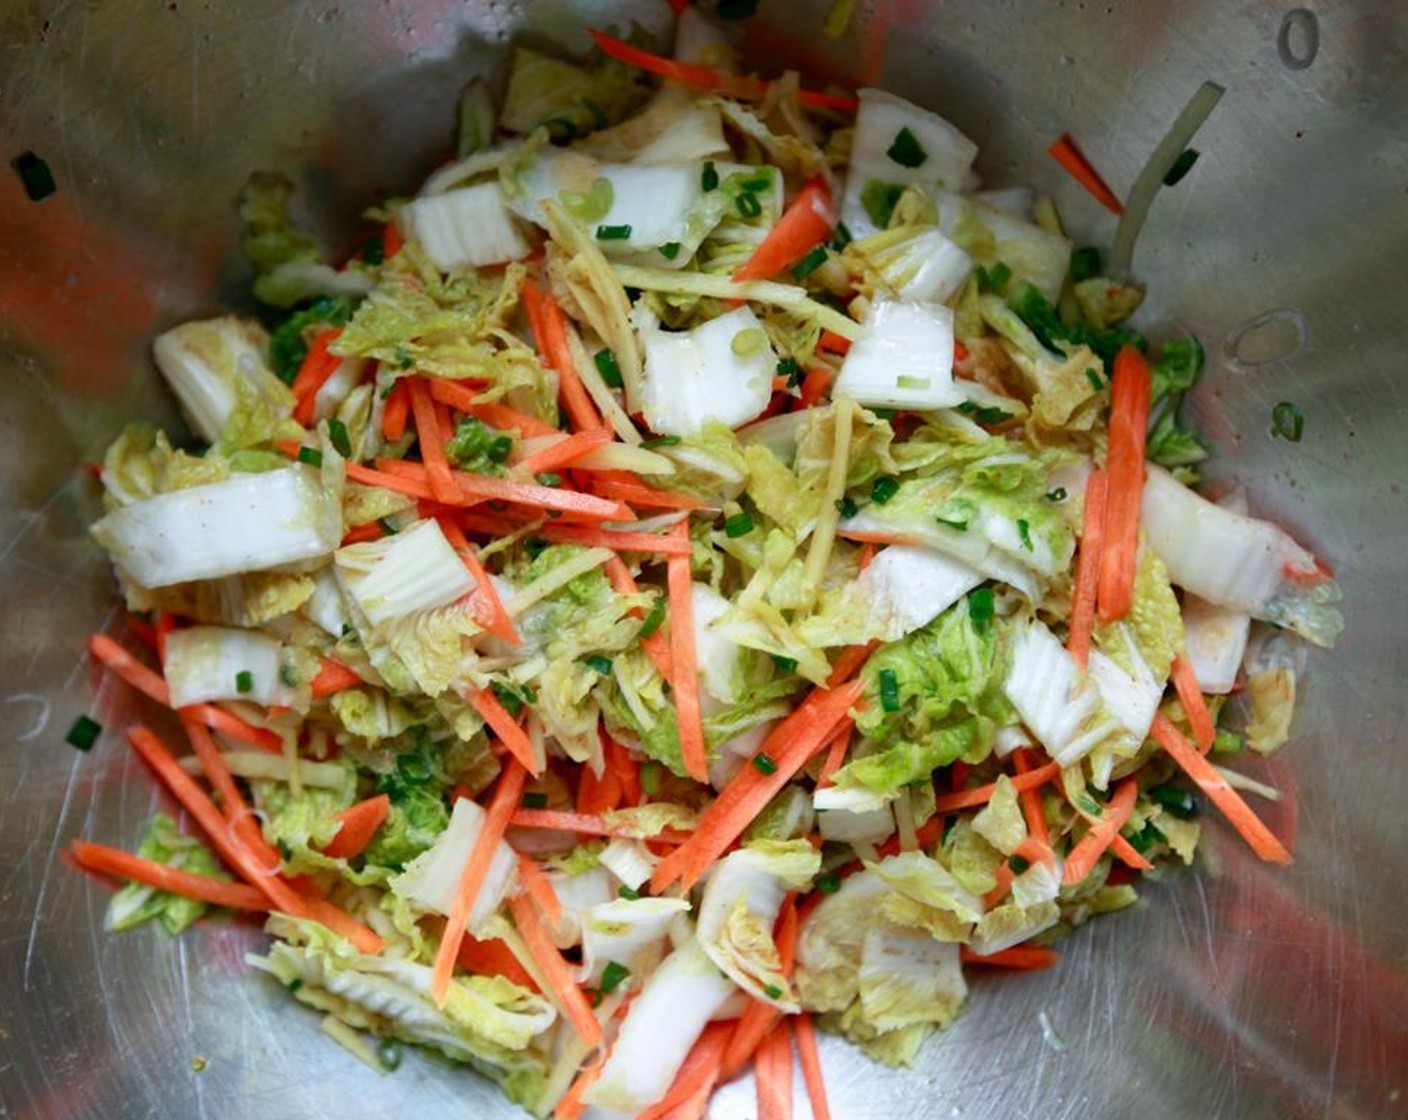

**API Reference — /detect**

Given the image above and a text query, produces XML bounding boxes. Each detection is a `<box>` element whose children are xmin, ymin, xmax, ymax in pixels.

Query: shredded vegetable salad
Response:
<box><xmin>73</xmin><ymin>7</ymin><xmax>1342</xmax><ymax>1117</ymax></box>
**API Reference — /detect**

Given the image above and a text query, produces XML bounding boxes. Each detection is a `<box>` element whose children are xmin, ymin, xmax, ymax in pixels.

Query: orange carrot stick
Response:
<box><xmin>381</xmin><ymin>379</ymin><xmax>410</xmax><ymax>441</ymax></box>
<box><xmin>515</xmin><ymin>853</ymin><xmax>563</xmax><ymax>927</ymax></box>
<box><xmin>530</xmin><ymin>283</ymin><xmax>604</xmax><ymax>433</ymax></box>
<box><xmin>605</xmin><ymin>556</ymin><xmax>675</xmax><ymax>680</ymax></box>
<box><xmin>960</xmin><ymin>944</ymin><xmax>1060</xmax><ymax>970</ymax></box>
<box><xmin>734</xmin><ymin>177</ymin><xmax>835</xmax><ymax>283</ymax></box>
<box><xmin>1171</xmin><ymin>654</ymin><xmax>1217</xmax><ymax>754</ymax></box>
<box><xmin>310</xmin><ymin>658</ymin><xmax>364</xmax><ymax>699</ymax></box>
<box><xmin>321</xmin><ymin>794</ymin><xmax>391</xmax><ymax>860</ymax></box>
<box><xmin>71</xmin><ymin>840</ymin><xmax>270</xmax><ymax>912</ymax></box>
<box><xmin>542</xmin><ymin>524</ymin><xmax>692</xmax><ymax>555</ymax></box>
<box><xmin>1062</xmin><ymin>777</ymin><xmax>1141</xmax><ymax>885</ymax></box>
<box><xmin>1047</xmin><ymin>132</ymin><xmax>1125</xmax><ymax>215</ymax></box>
<box><xmin>290</xmin><ymin>328</ymin><xmax>344</xmax><ymax>427</ymax></box>
<box><xmin>1010</xmin><ymin>748</ymin><xmax>1052</xmax><ymax>850</ymax></box>
<box><xmin>517</xmin><ymin>429</ymin><xmax>613</xmax><ymax>475</ymax></box>
<box><xmin>1151</xmin><ymin>714</ymin><xmax>1292</xmax><ymax>863</ymax></box>
<box><xmin>179</xmin><ymin>715</ymin><xmax>281</xmax><ymax>871</ymax></box>
<box><xmin>755</xmin><ymin>1021</ymin><xmax>795</xmax><ymax>1120</ymax></box>
<box><xmin>508</xmin><ymin>809</ymin><xmax>692</xmax><ymax>843</ymax></box>
<box><xmin>1097</xmin><ymin>345</ymin><xmax>1153</xmax><ymax>625</ymax></box>
<box><xmin>291</xmin><ymin>886</ymin><xmax>385</xmax><ymax>954</ymax></box>
<box><xmin>508</xmin><ymin>890</ymin><xmax>604</xmax><ymax>1047</ymax></box>
<box><xmin>930</xmin><ymin>762</ymin><xmax>1064</xmax><ymax>813</ymax></box>
<box><xmin>827</xmin><ymin>641</ymin><xmax>877</xmax><ymax>688</ymax></box>
<box><xmin>431</xmin><ymin>762</ymin><xmax>527</xmax><ymax>1004</ymax></box>
<box><xmin>815</xmin><ymin>725</ymin><xmax>851</xmax><ymax>789</ymax></box>
<box><xmin>638</xmin><ymin>1021</ymin><xmax>734</xmax><ymax>1120</ymax></box>
<box><xmin>408</xmin><ymin>377</ymin><xmax>460</xmax><ymax>504</ymax></box>
<box><xmin>593</xmin><ymin>479</ymin><xmax>710</xmax><ymax>511</ymax></box>
<box><xmin>186</xmin><ymin>704</ymin><xmax>284</xmax><ymax>754</ymax></box>
<box><xmin>792</xmin><ymin>1014</ymin><xmax>831</xmax><ymax>1120</ymax></box>
<box><xmin>457</xmin><ymin>933</ymin><xmax>539</xmax><ymax>991</ymax></box>
<box><xmin>666</xmin><ymin>520</ymin><xmax>709</xmax><ymax>784</ymax></box>
<box><xmin>374</xmin><ymin>458</ymin><xmax>633</xmax><ymax>520</ymax></box>
<box><xmin>797</xmin><ymin>367</ymin><xmax>832</xmax><ymax>409</ymax></box>
<box><xmin>1067</xmin><ymin>469</ymin><xmax>1107</xmax><ymax>670</ymax></box>
<box><xmin>467</xmin><ymin>688</ymin><xmax>542</xmax><ymax>776</ymax></box>
<box><xmin>427</xmin><ymin>378</ymin><xmax>561</xmax><ymax>438</ymax></box>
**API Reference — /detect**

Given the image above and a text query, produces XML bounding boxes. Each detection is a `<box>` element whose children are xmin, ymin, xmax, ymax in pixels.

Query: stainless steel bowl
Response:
<box><xmin>2</xmin><ymin>2</ymin><xmax>1404</xmax><ymax>1117</ymax></box>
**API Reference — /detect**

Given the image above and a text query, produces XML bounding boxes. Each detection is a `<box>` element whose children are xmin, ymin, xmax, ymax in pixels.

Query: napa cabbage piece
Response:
<box><xmin>498</xmin><ymin>45</ymin><xmax>648</xmax><ymax>139</ymax></box>
<box><xmin>857</xmin><ymin>922</ymin><xmax>967</xmax><ymax>1033</ymax></box>
<box><xmin>583</xmin><ymin>936</ymin><xmax>738</xmax><ymax>1115</ymax></box>
<box><xmin>576</xmin><ymin>896</ymin><xmax>689</xmax><ymax>987</ymax></box>
<box><xmin>977</xmin><ymin>293</ymin><xmax>1104</xmax><ymax>431</ymax></box>
<box><xmin>390</xmin><ymin>797</ymin><xmax>516</xmax><ymax>934</ymax></box>
<box><xmin>1245</xmin><ymin>666</ymin><xmax>1296</xmax><ymax>755</ymax></box>
<box><xmin>162</xmin><ymin>624</ymin><xmax>292</xmax><ymax>709</ymax></box>
<box><xmin>250</xmin><ymin>916</ymin><xmax>554</xmax><ymax>1108</ymax></box>
<box><xmin>697</xmin><ymin>839</ymin><xmax>822</xmax><ymax>1009</ymax></box>
<box><xmin>105</xmin><ymin>814</ymin><xmax>228</xmax><ymax>935</ymax></box>
<box><xmin>249</xmin><ymin>756</ymin><xmax>357</xmax><ymax>875</ymax></box>
<box><xmin>542</xmin><ymin>863</ymin><xmax>616</xmax><ymax>950</ymax></box>
<box><xmin>834</xmin><ymin>300</ymin><xmax>964</xmax><ymax>411</ymax></box>
<box><xmin>91</xmin><ymin>465</ymin><xmax>343</xmax><ymax>590</ymax></box>
<box><xmin>837</xmin><ymin>598</ymin><xmax>1010</xmax><ymax>794</ymax></box>
<box><xmin>795</xmin><ymin>869</ymin><xmax>890</xmax><ymax>1014</ymax></box>
<box><xmin>398</xmin><ymin>182</ymin><xmax>534</xmax><ymax>272</ymax></box>
<box><xmin>867</xmin><ymin>850</ymin><xmax>984</xmax><ymax>937</ymax></box>
<box><xmin>934</xmin><ymin>192</ymin><xmax>1072</xmax><ymax>303</ymax></box>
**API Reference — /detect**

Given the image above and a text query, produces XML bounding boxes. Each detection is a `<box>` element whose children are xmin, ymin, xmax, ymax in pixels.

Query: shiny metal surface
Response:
<box><xmin>2</xmin><ymin>2</ymin><xmax>1405</xmax><ymax>1117</ymax></box>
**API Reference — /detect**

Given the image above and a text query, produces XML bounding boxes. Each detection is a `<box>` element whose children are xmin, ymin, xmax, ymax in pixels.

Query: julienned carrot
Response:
<box><xmin>797</xmin><ymin>367</ymin><xmax>832</xmax><ymax>409</ymax></box>
<box><xmin>816</xmin><ymin>330</ymin><xmax>852</xmax><ymax>357</ymax></box>
<box><xmin>508</xmin><ymin>808</ymin><xmax>692</xmax><ymax>843</ymax></box>
<box><xmin>290</xmin><ymin>328</ymin><xmax>344</xmax><ymax>427</ymax></box>
<box><xmin>555</xmin><ymin>1052</ymin><xmax>606</xmax><ymax>1120</ymax></box>
<box><xmin>515</xmin><ymin>853</ymin><xmax>563</xmax><ymax>927</ymax></box>
<box><xmin>187</xmin><ymin>703</ymin><xmax>284</xmax><ymax>754</ymax></box>
<box><xmin>1067</xmin><ymin>469</ymin><xmax>1107</xmax><ymax>670</ymax></box>
<box><xmin>755</xmin><ymin>1021</ymin><xmax>795</xmax><ymax>1120</ymax></box>
<box><xmin>321</xmin><ymin>794</ymin><xmax>391</xmax><ymax>860</ymax></box>
<box><xmin>180</xmin><ymin>715</ymin><xmax>281</xmax><ymax>872</ymax></box>
<box><xmin>1097</xmin><ymin>345</ymin><xmax>1153</xmax><ymax>625</ymax></box>
<box><xmin>835</xmin><ymin>526</ymin><xmax>925</xmax><ymax>548</ymax></box>
<box><xmin>382</xmin><ymin>379</ymin><xmax>410</xmax><ymax>441</ymax></box>
<box><xmin>792</xmin><ymin>1014</ymin><xmax>832</xmax><ymax>1120</ymax></box>
<box><xmin>1047</xmin><ymin>132</ymin><xmax>1125</xmax><ymax>215</ymax></box>
<box><xmin>126</xmin><ymin>725</ymin><xmax>309</xmax><ymax>920</ymax></box>
<box><xmin>407</xmin><ymin>378</ymin><xmax>460</xmax><ymax>504</ymax></box>
<box><xmin>507</xmin><ymin>890</ymin><xmax>604</xmax><ymax>1047</ymax></box>
<box><xmin>431</xmin><ymin>762</ymin><xmax>527</xmax><ymax>1004</ymax></box>
<box><xmin>576</xmin><ymin>752</ymin><xmax>623</xmax><ymax>816</ymax></box>
<box><xmin>438</xmin><ymin>517</ymin><xmax>520</xmax><ymax>644</ymax></box>
<box><xmin>457</xmin><ymin>933</ymin><xmax>539</xmax><ymax>991</ymax></box>
<box><xmin>666</xmin><ymin>521</ymin><xmax>709</xmax><ymax>784</ymax></box>
<box><xmin>71</xmin><ymin>840</ymin><xmax>270</xmax><ymax>912</ymax></box>
<box><xmin>381</xmin><ymin>219</ymin><xmax>404</xmax><ymax>259</ymax></box>
<box><xmin>543</xmin><ymin>524</ymin><xmax>692</xmax><ymax>555</ymax></box>
<box><xmin>292</xmin><ymin>886</ymin><xmax>386</xmax><ymax>955</ymax></box>
<box><xmin>1170</xmin><ymin>655</ymin><xmax>1216</xmax><ymax>754</ymax></box>
<box><xmin>930</xmin><ymin>761</ymin><xmax>1063</xmax><ymax>813</ymax></box>
<box><xmin>1151</xmin><ymin>715</ymin><xmax>1293</xmax><ymax>864</ymax></box>
<box><xmin>372</xmin><ymin>458</ymin><xmax>633</xmax><ymax>520</ymax></box>
<box><xmin>588</xmin><ymin>29</ymin><xmax>859</xmax><ymax>113</ymax></box>
<box><xmin>638</xmin><ymin>1022</ymin><xmax>734</xmax><ymax>1120</ymax></box>
<box><xmin>652</xmin><ymin>679</ymin><xmax>864</xmax><ymax>894</ymax></box>
<box><xmin>593</xmin><ymin>479</ymin><xmax>710</xmax><ymax>511</ymax></box>
<box><xmin>1061</xmin><ymin>780</ymin><xmax>1152</xmax><ymax>873</ymax></box>
<box><xmin>719</xmin><ymin>896</ymin><xmax>799</xmax><ymax>1080</ymax></box>
<box><xmin>516</xmin><ymin>430</ymin><xmax>613</xmax><ymax>475</ymax></box>
<box><xmin>1010</xmin><ymin>748</ymin><xmax>1052</xmax><ymax>850</ymax></box>
<box><xmin>526</xmin><ymin>281</ymin><xmax>604</xmax><ymax>433</ymax></box>
<box><xmin>1062</xmin><ymin>777</ymin><xmax>1140</xmax><ymax>885</ymax></box>
<box><xmin>467</xmin><ymin>688</ymin><xmax>541</xmax><ymax>776</ymax></box>
<box><xmin>960</xmin><ymin>945</ymin><xmax>1060</xmax><ymax>970</ymax></box>
<box><xmin>815</xmin><ymin>725</ymin><xmax>851</xmax><ymax>788</ymax></box>
<box><xmin>311</xmin><ymin>658</ymin><xmax>364</xmax><ymax>699</ymax></box>
<box><xmin>340</xmin><ymin>521</ymin><xmax>386</xmax><ymax>546</ymax></box>
<box><xmin>734</xmin><ymin>177</ymin><xmax>835</xmax><ymax>283</ymax></box>
<box><xmin>605</xmin><ymin>732</ymin><xmax>643</xmax><ymax>808</ymax></box>
<box><xmin>427</xmin><ymin>378</ymin><xmax>561</xmax><ymax>438</ymax></box>
<box><xmin>605</xmin><ymin>557</ymin><xmax>675</xmax><ymax>680</ymax></box>
<box><xmin>827</xmin><ymin>641</ymin><xmax>878</xmax><ymax>688</ymax></box>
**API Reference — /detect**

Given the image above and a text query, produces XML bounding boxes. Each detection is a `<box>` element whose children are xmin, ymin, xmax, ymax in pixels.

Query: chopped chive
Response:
<box><xmin>1162</xmin><ymin>147</ymin><xmax>1200</xmax><ymax>186</ymax></box>
<box><xmin>377</xmin><ymin>1038</ymin><xmax>403</xmax><ymax>1072</ymax></box>
<box><xmin>836</xmin><ymin>496</ymin><xmax>859</xmax><ymax>519</ymax></box>
<box><xmin>816</xmin><ymin>873</ymin><xmax>842</xmax><ymax>894</ymax></box>
<box><xmin>487</xmin><ymin>435</ymin><xmax>514</xmax><ymax>463</ymax></box>
<box><xmin>956</xmin><ymin>401</ymin><xmax>1010</xmax><ymax>425</ymax></box>
<box><xmin>976</xmin><ymin>261</ymin><xmax>1012</xmax><ymax>294</ymax></box>
<box><xmin>1044</xmin><ymin>487</ymin><xmax>1068</xmax><ymax>502</ymax></box>
<box><xmin>701</xmin><ymin>161</ymin><xmax>719</xmax><ymax>191</ymax></box>
<box><xmin>600</xmin><ymin>961</ymin><xmax>631</xmax><ymax>994</ymax></box>
<box><xmin>878</xmin><ymin>668</ymin><xmax>901</xmax><ymax>712</ymax></box>
<box><xmin>1008</xmin><ymin>855</ymin><xmax>1031</xmax><ymax>874</ymax></box>
<box><xmin>1151</xmin><ymin>784</ymin><xmax>1198</xmax><ymax>819</ymax></box>
<box><xmin>524</xmin><ymin>537</ymin><xmax>549</xmax><ymax>560</ymax></box>
<box><xmin>659</xmin><ymin>241</ymin><xmax>682</xmax><ymax>261</ymax></box>
<box><xmin>1017</xmin><ymin>518</ymin><xmax>1034</xmax><ymax>551</ymax></box>
<box><xmin>1085</xmin><ymin>368</ymin><xmax>1105</xmax><ymax>392</ymax></box>
<box><xmin>791</xmin><ymin>245</ymin><xmax>829</xmax><ymax>281</ymax></box>
<box><xmin>776</xmin><ymin>356</ymin><xmax>800</xmax><ymax>379</ymax></box>
<box><xmin>724</xmin><ymin>512</ymin><xmax>754</xmax><ymax>538</ymax></box>
<box><xmin>639</xmin><ymin>597</ymin><xmax>667</xmax><ymax>639</ymax></box>
<box><xmin>361</xmin><ymin>235</ymin><xmax>385</xmax><ymax>266</ymax></box>
<box><xmin>1212</xmin><ymin>729</ymin><xmax>1244</xmax><ymax>755</ymax></box>
<box><xmin>327</xmin><ymin>419</ymin><xmax>352</xmax><ymax>459</ymax></box>
<box><xmin>618</xmin><ymin>885</ymin><xmax>641</xmax><ymax>900</ymax></box>
<box><xmin>492</xmin><ymin>680</ymin><xmax>524</xmax><ymax>716</ymax></box>
<box><xmin>297</xmin><ymin>446</ymin><xmax>323</xmax><ymax>467</ymax></box>
<box><xmin>536</xmin><ymin>472</ymin><xmax>562</xmax><ymax>487</ymax></box>
<box><xmin>1271</xmin><ymin>400</ymin><xmax>1304</xmax><ymax>442</ymax></box>
<box><xmin>584</xmin><ymin>654</ymin><xmax>614</xmax><ymax>675</ymax></box>
<box><xmin>235</xmin><ymin>670</ymin><xmax>254</xmax><ymax>694</ymax></box>
<box><xmin>886</xmin><ymin>126</ymin><xmax>928</xmax><ymax>169</ymax></box>
<box><xmin>829</xmin><ymin>222</ymin><xmax>853</xmax><ymax>251</ymax></box>
<box><xmin>752</xmin><ymin>753</ymin><xmax>778</xmax><ymax>775</ymax></box>
<box><xmin>870</xmin><ymin>476</ymin><xmax>900</xmax><ymax>505</ymax></box>
<box><xmin>545</xmin><ymin>117</ymin><xmax>579</xmax><ymax>143</ymax></box>
<box><xmin>279</xmin><ymin>664</ymin><xmax>299</xmax><ymax>688</ymax></box>
<box><xmin>736</xmin><ymin>191</ymin><xmax>762</xmax><ymax>218</ymax></box>
<box><xmin>521</xmin><ymin>791</ymin><xmax>550</xmax><ymax>809</ymax></box>
<box><xmin>936</xmin><ymin>514</ymin><xmax>968</xmax><ymax>531</ymax></box>
<box><xmin>1075</xmin><ymin>792</ymin><xmax>1103</xmax><ymax>816</ymax></box>
<box><xmin>65</xmin><ymin>714</ymin><xmax>101</xmax><ymax>751</ymax></box>
<box><xmin>1125</xmin><ymin>819</ymin><xmax>1167</xmax><ymax>855</ymax></box>
<box><xmin>763</xmin><ymin>984</ymin><xmax>784</xmax><ymax>999</ymax></box>
<box><xmin>860</xmin><ymin>180</ymin><xmax>903</xmax><ymax>229</ymax></box>
<box><xmin>1070</xmin><ymin>246</ymin><xmax>1102</xmax><ymax>283</ymax></box>
<box><xmin>771</xmin><ymin>654</ymin><xmax>799</xmax><ymax>672</ymax></box>
<box><xmin>641</xmin><ymin>435</ymin><xmax>681</xmax><ymax>449</ymax></box>
<box><xmin>594</xmin><ymin>348</ymin><xmax>624</xmax><ymax>389</ymax></box>
<box><xmin>595</xmin><ymin>224</ymin><xmax>632</xmax><ymax>241</ymax></box>
<box><xmin>968</xmin><ymin>586</ymin><xmax>995</xmax><ymax>633</ymax></box>
<box><xmin>12</xmin><ymin>151</ymin><xmax>56</xmax><ymax>202</ymax></box>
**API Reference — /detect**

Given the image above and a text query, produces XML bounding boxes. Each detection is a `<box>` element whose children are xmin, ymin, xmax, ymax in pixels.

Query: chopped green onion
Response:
<box><xmin>836</xmin><ymin>496</ymin><xmax>859</xmax><ymax>519</ymax></box>
<box><xmin>763</xmin><ymin>983</ymin><xmax>785</xmax><ymax>1000</ymax></box>
<box><xmin>641</xmin><ymin>435</ymin><xmax>681</xmax><ymax>449</ymax></box>
<box><xmin>1075</xmin><ymin>792</ymin><xmax>1103</xmax><ymax>816</ymax></box>
<box><xmin>816</xmin><ymin>873</ymin><xmax>842</xmax><ymax>894</ymax></box>
<box><xmin>1125</xmin><ymin>819</ymin><xmax>1166</xmax><ymax>855</ymax></box>
<box><xmin>487</xmin><ymin>435</ymin><xmax>514</xmax><ymax>463</ymax></box>
<box><xmin>65</xmin><ymin>714</ymin><xmax>101</xmax><ymax>751</ymax></box>
<box><xmin>731</xmin><ymin>328</ymin><xmax>767</xmax><ymax>357</ymax></box>
<box><xmin>791</xmin><ymin>245</ymin><xmax>829</xmax><ymax>281</ymax></box>
<box><xmin>1085</xmin><ymin>368</ymin><xmax>1105</xmax><ymax>391</ymax></box>
<box><xmin>235</xmin><ymin>670</ymin><xmax>254</xmax><ymax>694</ymax></box>
<box><xmin>1008</xmin><ymin>855</ymin><xmax>1031</xmax><ymax>874</ymax></box>
<box><xmin>327</xmin><ymin>419</ymin><xmax>352</xmax><ymax>459</ymax></box>
<box><xmin>896</xmin><ymin>375</ymin><xmax>931</xmax><ymax>390</ymax></box>
<box><xmin>521</xmin><ymin>791</ymin><xmax>550</xmax><ymax>809</ymax></box>
<box><xmin>563</xmin><ymin>176</ymin><xmax>615</xmax><ymax>223</ymax></box>
<box><xmin>1070</xmin><ymin>246</ymin><xmax>1102</xmax><ymax>283</ymax></box>
<box><xmin>361</xmin><ymin>235</ymin><xmax>385</xmax><ymax>266</ymax></box>
<box><xmin>524</xmin><ymin>537</ymin><xmax>549</xmax><ymax>560</ymax></box>
<box><xmin>1150</xmin><ymin>784</ymin><xmax>1199</xmax><ymax>819</ymax></box>
<box><xmin>618</xmin><ymin>885</ymin><xmax>642</xmax><ymax>900</ymax></box>
<box><xmin>600</xmin><ymin>960</ymin><xmax>631</xmax><ymax>994</ymax></box>
<box><xmin>829</xmin><ymin>222</ymin><xmax>853</xmax><ymax>251</ymax></box>
<box><xmin>724</xmin><ymin>512</ymin><xmax>755</xmax><ymax>538</ymax></box>
<box><xmin>584</xmin><ymin>654</ymin><xmax>614</xmax><ymax>676</ymax></box>
<box><xmin>886</xmin><ymin>126</ymin><xmax>928</xmax><ymax>169</ymax></box>
<box><xmin>1044</xmin><ymin>487</ymin><xmax>1068</xmax><ymax>502</ymax></box>
<box><xmin>860</xmin><ymin>180</ymin><xmax>903</xmax><ymax>229</ymax></box>
<box><xmin>279</xmin><ymin>664</ymin><xmax>299</xmax><ymax>688</ymax></box>
<box><xmin>372</xmin><ymin>516</ymin><xmax>397</xmax><ymax>536</ymax></box>
<box><xmin>1017</xmin><ymin>519</ymin><xmax>1034</xmax><ymax>551</ymax></box>
<box><xmin>377</xmin><ymin>1038</ymin><xmax>403</xmax><ymax>1072</ymax></box>
<box><xmin>492</xmin><ymin>680</ymin><xmax>525</xmax><ymax>716</ymax></box>
<box><xmin>701</xmin><ymin>161</ymin><xmax>719</xmax><ymax>191</ymax></box>
<box><xmin>878</xmin><ymin>668</ymin><xmax>901</xmax><ymax>712</ymax></box>
<box><xmin>595</xmin><ymin>224</ymin><xmax>632</xmax><ymax>241</ymax></box>
<box><xmin>12</xmin><ymin>151</ymin><xmax>56</xmax><ymax>202</ymax></box>
<box><xmin>1271</xmin><ymin>401</ymin><xmax>1304</xmax><ymax>442</ymax></box>
<box><xmin>739</xmin><ymin>175</ymin><xmax>773</xmax><ymax>195</ymax></box>
<box><xmin>286</xmin><ymin>978</ymin><xmax>303</xmax><ymax>992</ymax></box>
<box><xmin>870</xmin><ymin>476</ymin><xmax>900</xmax><ymax>505</ymax></box>
<box><xmin>639</xmin><ymin>597</ymin><xmax>667</xmax><ymax>639</ymax></box>
<box><xmin>936</xmin><ymin>514</ymin><xmax>969</xmax><ymax>531</ymax></box>
<box><xmin>594</xmin><ymin>348</ymin><xmax>624</xmax><ymax>388</ymax></box>
<box><xmin>956</xmin><ymin>401</ymin><xmax>1011</xmax><ymax>426</ymax></box>
<box><xmin>976</xmin><ymin>262</ymin><xmax>1012</xmax><ymax>294</ymax></box>
<box><xmin>537</xmin><ymin>472</ymin><xmax>563</xmax><ymax>487</ymax></box>
<box><xmin>736</xmin><ymin>191</ymin><xmax>763</xmax><ymax>219</ymax></box>
<box><xmin>752</xmin><ymin>753</ymin><xmax>778</xmax><ymax>775</ymax></box>
<box><xmin>659</xmin><ymin>242</ymin><xmax>682</xmax><ymax>261</ymax></box>
<box><xmin>771</xmin><ymin>654</ymin><xmax>799</xmax><ymax>672</ymax></box>
<box><xmin>1212</xmin><ymin>729</ymin><xmax>1244</xmax><ymax>755</ymax></box>
<box><xmin>297</xmin><ymin>446</ymin><xmax>323</xmax><ymax>467</ymax></box>
<box><xmin>968</xmin><ymin>587</ymin><xmax>995</xmax><ymax>633</ymax></box>
<box><xmin>1162</xmin><ymin>148</ymin><xmax>1200</xmax><ymax>186</ymax></box>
